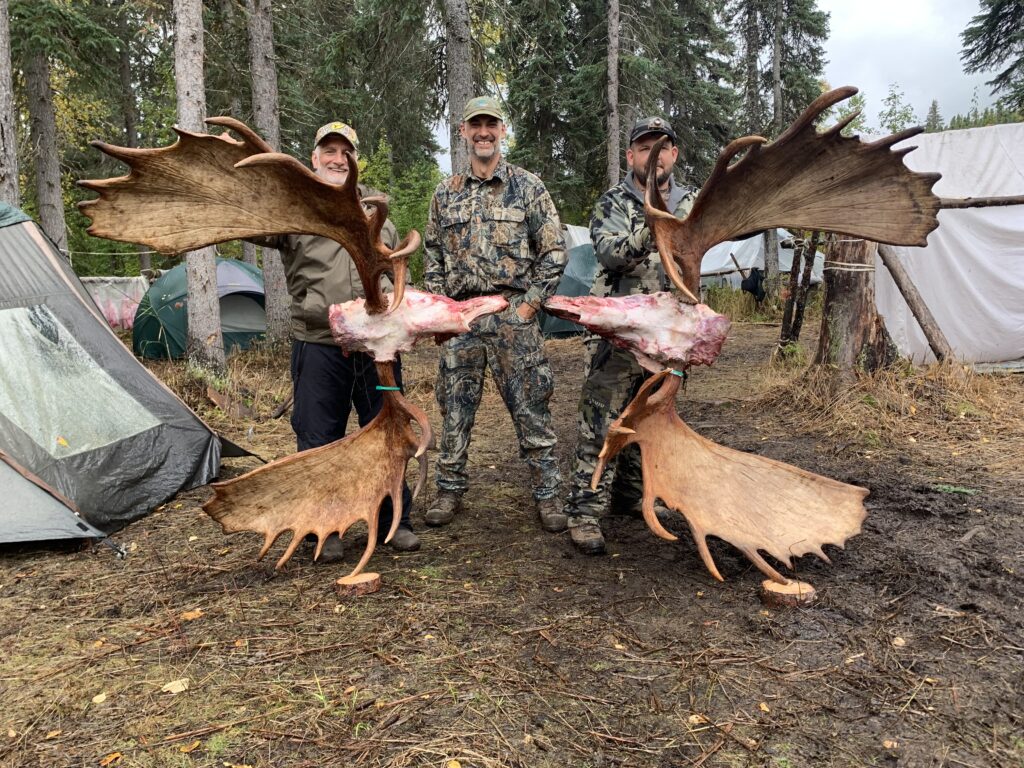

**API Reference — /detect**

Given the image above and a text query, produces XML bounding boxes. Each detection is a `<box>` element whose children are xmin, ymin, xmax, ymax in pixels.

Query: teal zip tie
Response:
<box><xmin>669</xmin><ymin>369</ymin><xmax>685</xmax><ymax>377</ymax></box>
<box><xmin>376</xmin><ymin>385</ymin><xmax>401</xmax><ymax>391</ymax></box>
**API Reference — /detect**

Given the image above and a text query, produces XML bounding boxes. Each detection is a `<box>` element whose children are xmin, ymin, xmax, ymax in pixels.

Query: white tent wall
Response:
<box><xmin>877</xmin><ymin>123</ymin><xmax>1024</xmax><ymax>364</ymax></box>
<box><xmin>700</xmin><ymin>229</ymin><xmax>824</xmax><ymax>289</ymax></box>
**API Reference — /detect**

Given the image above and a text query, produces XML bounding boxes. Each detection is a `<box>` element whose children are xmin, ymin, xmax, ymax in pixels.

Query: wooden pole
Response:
<box><xmin>876</xmin><ymin>244</ymin><xmax>955</xmax><ymax>362</ymax></box>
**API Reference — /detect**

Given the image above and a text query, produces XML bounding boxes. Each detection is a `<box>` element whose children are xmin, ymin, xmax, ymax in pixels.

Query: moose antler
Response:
<box><xmin>203</xmin><ymin>362</ymin><xmax>431</xmax><ymax>577</ymax></box>
<box><xmin>596</xmin><ymin>370</ymin><xmax>868</xmax><ymax>583</ymax></box>
<box><xmin>645</xmin><ymin>86</ymin><xmax>942</xmax><ymax>301</ymax></box>
<box><xmin>79</xmin><ymin>117</ymin><xmax>417</xmax><ymax>313</ymax></box>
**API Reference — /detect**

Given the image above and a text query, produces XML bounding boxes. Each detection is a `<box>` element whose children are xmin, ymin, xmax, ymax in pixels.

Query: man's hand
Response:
<box><xmin>516</xmin><ymin>302</ymin><xmax>538</xmax><ymax>322</ymax></box>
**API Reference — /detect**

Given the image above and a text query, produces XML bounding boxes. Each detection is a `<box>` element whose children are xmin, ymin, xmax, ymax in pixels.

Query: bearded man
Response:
<box><xmin>564</xmin><ymin>117</ymin><xmax>696</xmax><ymax>555</ymax></box>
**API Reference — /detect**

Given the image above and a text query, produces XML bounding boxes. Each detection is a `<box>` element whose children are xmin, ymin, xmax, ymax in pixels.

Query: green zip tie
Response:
<box><xmin>669</xmin><ymin>369</ymin><xmax>685</xmax><ymax>377</ymax></box>
<box><xmin>376</xmin><ymin>385</ymin><xmax>401</xmax><ymax>391</ymax></box>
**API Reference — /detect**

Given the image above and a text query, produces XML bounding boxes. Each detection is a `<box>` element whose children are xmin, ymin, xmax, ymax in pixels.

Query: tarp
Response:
<box><xmin>0</xmin><ymin>202</ymin><xmax>229</xmax><ymax>538</ymax></box>
<box><xmin>81</xmin><ymin>275</ymin><xmax>149</xmax><ymax>330</ymax></box>
<box><xmin>877</xmin><ymin>123</ymin><xmax>1024</xmax><ymax>364</ymax></box>
<box><xmin>133</xmin><ymin>259</ymin><xmax>266</xmax><ymax>359</ymax></box>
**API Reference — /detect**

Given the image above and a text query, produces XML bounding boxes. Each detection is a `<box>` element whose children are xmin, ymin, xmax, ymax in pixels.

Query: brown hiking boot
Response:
<box><xmin>316</xmin><ymin>533</ymin><xmax>344</xmax><ymax>563</ymax></box>
<box><xmin>569</xmin><ymin>519</ymin><xmax>606</xmax><ymax>555</ymax></box>
<box><xmin>537</xmin><ymin>497</ymin><xmax>568</xmax><ymax>532</ymax></box>
<box><xmin>424</xmin><ymin>491</ymin><xmax>462</xmax><ymax>527</ymax></box>
<box><xmin>610</xmin><ymin>494</ymin><xmax>674</xmax><ymax>524</ymax></box>
<box><xmin>386</xmin><ymin>526</ymin><xmax>421</xmax><ymax>552</ymax></box>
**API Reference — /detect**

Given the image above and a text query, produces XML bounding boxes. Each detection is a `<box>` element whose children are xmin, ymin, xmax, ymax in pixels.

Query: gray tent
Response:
<box><xmin>541</xmin><ymin>225</ymin><xmax>598</xmax><ymax>337</ymax></box>
<box><xmin>0</xmin><ymin>203</ymin><xmax>241</xmax><ymax>541</ymax></box>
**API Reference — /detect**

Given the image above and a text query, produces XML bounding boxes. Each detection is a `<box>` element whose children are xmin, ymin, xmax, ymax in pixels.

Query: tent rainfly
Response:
<box><xmin>0</xmin><ymin>203</ymin><xmax>242</xmax><ymax>542</ymax></box>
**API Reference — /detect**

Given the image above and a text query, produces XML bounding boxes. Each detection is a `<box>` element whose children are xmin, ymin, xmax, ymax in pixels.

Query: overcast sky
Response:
<box><xmin>435</xmin><ymin>1</ymin><xmax>997</xmax><ymax>171</ymax></box>
<box><xmin>816</xmin><ymin>0</ymin><xmax>995</xmax><ymax>128</ymax></box>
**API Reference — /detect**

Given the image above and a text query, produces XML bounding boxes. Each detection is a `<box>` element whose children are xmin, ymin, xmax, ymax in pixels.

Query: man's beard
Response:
<box><xmin>467</xmin><ymin>140</ymin><xmax>498</xmax><ymax>160</ymax></box>
<box><xmin>634</xmin><ymin>167</ymin><xmax>672</xmax><ymax>187</ymax></box>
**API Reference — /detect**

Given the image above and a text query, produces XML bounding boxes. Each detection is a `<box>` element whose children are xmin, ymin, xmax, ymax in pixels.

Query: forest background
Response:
<box><xmin>1</xmin><ymin>0</ymin><xmax>1022</xmax><ymax>282</ymax></box>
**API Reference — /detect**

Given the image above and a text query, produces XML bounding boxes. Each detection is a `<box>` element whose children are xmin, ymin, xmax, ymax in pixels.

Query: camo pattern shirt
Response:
<box><xmin>424</xmin><ymin>159</ymin><xmax>567</xmax><ymax>308</ymax></box>
<box><xmin>589</xmin><ymin>172</ymin><xmax>695</xmax><ymax>298</ymax></box>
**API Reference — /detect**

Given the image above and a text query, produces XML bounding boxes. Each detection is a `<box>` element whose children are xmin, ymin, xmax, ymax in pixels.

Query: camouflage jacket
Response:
<box><xmin>589</xmin><ymin>171</ymin><xmax>695</xmax><ymax>298</ymax></box>
<box><xmin>423</xmin><ymin>159</ymin><xmax>567</xmax><ymax>308</ymax></box>
<box><xmin>254</xmin><ymin>183</ymin><xmax>398</xmax><ymax>344</ymax></box>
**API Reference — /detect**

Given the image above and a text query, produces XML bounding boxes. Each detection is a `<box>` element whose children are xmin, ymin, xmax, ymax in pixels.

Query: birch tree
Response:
<box><xmin>174</xmin><ymin>0</ymin><xmax>225</xmax><ymax>373</ymax></box>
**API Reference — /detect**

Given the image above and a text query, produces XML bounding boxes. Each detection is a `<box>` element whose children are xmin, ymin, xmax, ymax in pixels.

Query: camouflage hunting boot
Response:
<box><xmin>568</xmin><ymin>516</ymin><xmax>606</xmax><ymax>556</ymax></box>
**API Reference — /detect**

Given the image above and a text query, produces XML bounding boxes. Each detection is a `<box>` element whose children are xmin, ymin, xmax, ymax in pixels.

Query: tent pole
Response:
<box><xmin>876</xmin><ymin>244</ymin><xmax>955</xmax><ymax>362</ymax></box>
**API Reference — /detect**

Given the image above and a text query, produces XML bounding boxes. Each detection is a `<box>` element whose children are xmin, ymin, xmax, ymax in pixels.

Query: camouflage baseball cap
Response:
<box><xmin>313</xmin><ymin>121</ymin><xmax>359</xmax><ymax>151</ymax></box>
<box><xmin>463</xmin><ymin>95</ymin><xmax>504</xmax><ymax>122</ymax></box>
<box><xmin>629</xmin><ymin>116</ymin><xmax>677</xmax><ymax>145</ymax></box>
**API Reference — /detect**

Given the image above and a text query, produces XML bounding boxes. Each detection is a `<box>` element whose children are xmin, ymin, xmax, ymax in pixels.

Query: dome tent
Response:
<box><xmin>0</xmin><ymin>202</ymin><xmax>241</xmax><ymax>540</ymax></box>
<box><xmin>133</xmin><ymin>258</ymin><xmax>266</xmax><ymax>359</ymax></box>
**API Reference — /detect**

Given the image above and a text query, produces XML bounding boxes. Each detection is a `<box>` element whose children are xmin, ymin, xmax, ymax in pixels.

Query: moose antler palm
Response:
<box><xmin>596</xmin><ymin>371</ymin><xmax>868</xmax><ymax>583</ymax></box>
<box><xmin>204</xmin><ymin>363</ymin><xmax>431</xmax><ymax>576</ymax></box>
<box><xmin>79</xmin><ymin>117</ymin><xmax>417</xmax><ymax>314</ymax></box>
<box><xmin>645</xmin><ymin>86</ymin><xmax>942</xmax><ymax>302</ymax></box>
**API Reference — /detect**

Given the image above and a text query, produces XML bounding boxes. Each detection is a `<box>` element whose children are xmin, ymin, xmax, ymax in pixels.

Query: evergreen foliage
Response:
<box><xmin>961</xmin><ymin>0</ymin><xmax>1024</xmax><ymax>112</ymax></box>
<box><xmin>924</xmin><ymin>100</ymin><xmax>944</xmax><ymax>133</ymax></box>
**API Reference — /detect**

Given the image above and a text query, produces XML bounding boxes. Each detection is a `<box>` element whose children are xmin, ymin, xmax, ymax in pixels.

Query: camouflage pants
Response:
<box><xmin>566</xmin><ymin>339</ymin><xmax>650</xmax><ymax>520</ymax></box>
<box><xmin>435</xmin><ymin>303</ymin><xmax>561</xmax><ymax>501</ymax></box>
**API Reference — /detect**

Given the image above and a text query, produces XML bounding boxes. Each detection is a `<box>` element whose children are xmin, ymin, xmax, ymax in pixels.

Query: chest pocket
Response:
<box><xmin>440</xmin><ymin>208</ymin><xmax>472</xmax><ymax>256</ymax></box>
<box><xmin>487</xmin><ymin>207</ymin><xmax>526</xmax><ymax>248</ymax></box>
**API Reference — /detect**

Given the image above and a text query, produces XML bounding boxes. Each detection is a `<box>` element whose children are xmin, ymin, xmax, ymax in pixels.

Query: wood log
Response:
<box><xmin>336</xmin><ymin>572</ymin><xmax>381</xmax><ymax>597</ymax></box>
<box><xmin>812</xmin><ymin>237</ymin><xmax>897</xmax><ymax>384</ymax></box>
<box><xmin>760</xmin><ymin>579</ymin><xmax>817</xmax><ymax>607</ymax></box>
<box><xmin>877</xmin><ymin>244</ymin><xmax>955</xmax><ymax>362</ymax></box>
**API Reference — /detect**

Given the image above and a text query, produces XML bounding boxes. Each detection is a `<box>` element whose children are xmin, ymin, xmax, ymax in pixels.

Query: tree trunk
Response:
<box><xmin>772</xmin><ymin>0</ymin><xmax>783</xmax><ymax>136</ymax></box>
<box><xmin>877</xmin><ymin>244</ymin><xmax>955</xmax><ymax>362</ymax></box>
<box><xmin>789</xmin><ymin>229</ymin><xmax>820</xmax><ymax>342</ymax></box>
<box><xmin>115</xmin><ymin>11</ymin><xmax>151</xmax><ymax>273</ymax></box>
<box><xmin>742</xmin><ymin>3</ymin><xmax>760</xmax><ymax>134</ymax></box>
<box><xmin>245</xmin><ymin>0</ymin><xmax>288</xmax><ymax>344</ymax></box>
<box><xmin>812</xmin><ymin>237</ymin><xmax>898</xmax><ymax>384</ymax></box>
<box><xmin>24</xmin><ymin>50</ymin><xmax>66</xmax><ymax>251</ymax></box>
<box><xmin>605</xmin><ymin>0</ymin><xmax>620</xmax><ymax>188</ymax></box>
<box><xmin>441</xmin><ymin>0</ymin><xmax>472</xmax><ymax>176</ymax></box>
<box><xmin>779</xmin><ymin>234</ymin><xmax>804</xmax><ymax>343</ymax></box>
<box><xmin>0</xmin><ymin>0</ymin><xmax>19</xmax><ymax>206</ymax></box>
<box><xmin>174</xmin><ymin>0</ymin><xmax>225</xmax><ymax>372</ymax></box>
<box><xmin>763</xmin><ymin>228</ymin><xmax>779</xmax><ymax>301</ymax></box>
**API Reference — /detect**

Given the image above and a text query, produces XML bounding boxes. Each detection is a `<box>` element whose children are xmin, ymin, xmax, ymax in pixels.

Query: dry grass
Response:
<box><xmin>760</xmin><ymin>358</ymin><xmax>1024</xmax><ymax>481</ymax></box>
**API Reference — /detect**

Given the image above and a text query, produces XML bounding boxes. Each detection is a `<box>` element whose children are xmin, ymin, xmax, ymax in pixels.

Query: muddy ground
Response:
<box><xmin>2</xmin><ymin>324</ymin><xmax>1022</xmax><ymax>768</ymax></box>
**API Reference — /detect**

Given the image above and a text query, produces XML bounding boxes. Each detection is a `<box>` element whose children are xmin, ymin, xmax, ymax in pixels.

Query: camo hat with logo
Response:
<box><xmin>313</xmin><ymin>121</ymin><xmax>359</xmax><ymax>152</ymax></box>
<box><xmin>628</xmin><ymin>116</ymin><xmax>678</xmax><ymax>145</ymax></box>
<box><xmin>463</xmin><ymin>96</ymin><xmax>504</xmax><ymax>122</ymax></box>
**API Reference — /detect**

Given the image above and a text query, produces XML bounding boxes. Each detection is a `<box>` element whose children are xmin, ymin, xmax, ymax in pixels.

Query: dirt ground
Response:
<box><xmin>2</xmin><ymin>323</ymin><xmax>1022</xmax><ymax>768</ymax></box>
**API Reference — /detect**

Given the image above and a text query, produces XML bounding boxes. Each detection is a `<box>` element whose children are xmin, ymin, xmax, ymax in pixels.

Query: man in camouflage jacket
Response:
<box><xmin>566</xmin><ymin>117</ymin><xmax>696</xmax><ymax>555</ymax></box>
<box><xmin>254</xmin><ymin>121</ymin><xmax>419</xmax><ymax>560</ymax></box>
<box><xmin>423</xmin><ymin>96</ymin><xmax>568</xmax><ymax>533</ymax></box>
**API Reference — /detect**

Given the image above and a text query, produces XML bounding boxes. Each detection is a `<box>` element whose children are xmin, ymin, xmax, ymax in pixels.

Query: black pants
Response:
<box><xmin>290</xmin><ymin>340</ymin><xmax>413</xmax><ymax>537</ymax></box>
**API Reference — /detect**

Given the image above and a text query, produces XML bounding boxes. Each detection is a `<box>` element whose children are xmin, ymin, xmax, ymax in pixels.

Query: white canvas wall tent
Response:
<box><xmin>876</xmin><ymin>123</ymin><xmax>1024</xmax><ymax>366</ymax></box>
<box><xmin>0</xmin><ymin>203</ymin><xmax>249</xmax><ymax>543</ymax></box>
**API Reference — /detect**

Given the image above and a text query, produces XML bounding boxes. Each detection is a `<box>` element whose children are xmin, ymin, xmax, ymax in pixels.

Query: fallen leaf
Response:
<box><xmin>892</xmin><ymin>637</ymin><xmax>907</xmax><ymax>648</ymax></box>
<box><xmin>161</xmin><ymin>678</ymin><xmax>190</xmax><ymax>694</ymax></box>
<box><xmin>759</xmin><ymin>702</ymin><xmax>771</xmax><ymax>713</ymax></box>
<box><xmin>179</xmin><ymin>609</ymin><xmax>204</xmax><ymax>622</ymax></box>
<box><xmin>92</xmin><ymin>639</ymin><xmax>105</xmax><ymax>648</ymax></box>
<box><xmin>91</xmin><ymin>692</ymin><xmax>107</xmax><ymax>704</ymax></box>
<box><xmin>446</xmin><ymin>761</ymin><xmax>462</xmax><ymax>768</ymax></box>
<box><xmin>343</xmin><ymin>685</ymin><xmax>357</xmax><ymax>695</ymax></box>
<box><xmin>45</xmin><ymin>730</ymin><xmax>61</xmax><ymax>739</ymax></box>
<box><xmin>883</xmin><ymin>739</ymin><xmax>899</xmax><ymax>749</ymax></box>
<box><xmin>233</xmin><ymin>639</ymin><xmax>246</xmax><ymax>648</ymax></box>
<box><xmin>423</xmin><ymin>634</ymin><xmax>434</xmax><ymax>640</ymax></box>
<box><xmin>686</xmin><ymin>714</ymin><xmax>707</xmax><ymax>725</ymax></box>
<box><xmin>216</xmin><ymin>547</ymin><xmax>230</xmax><ymax>555</ymax></box>
<box><xmin>173</xmin><ymin>503</ymin><xmax>183</xmax><ymax>509</ymax></box>
<box><xmin>179</xmin><ymin>740</ymin><xmax>201</xmax><ymax>753</ymax></box>
<box><xmin>188</xmin><ymin>535</ymin><xmax>199</xmax><ymax>542</ymax></box>
<box><xmin>612</xmin><ymin>642</ymin><xmax>626</xmax><ymax>651</ymax></box>
<box><xmin>99</xmin><ymin>753</ymin><xmax>122</xmax><ymax>766</ymax></box>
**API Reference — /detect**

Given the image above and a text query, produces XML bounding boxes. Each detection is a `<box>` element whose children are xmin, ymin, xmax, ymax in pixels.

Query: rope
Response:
<box><xmin>822</xmin><ymin>261</ymin><xmax>875</xmax><ymax>272</ymax></box>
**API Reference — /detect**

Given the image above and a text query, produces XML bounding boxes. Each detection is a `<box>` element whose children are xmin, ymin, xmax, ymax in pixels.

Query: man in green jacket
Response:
<box><xmin>256</xmin><ymin>121</ymin><xmax>419</xmax><ymax>561</ymax></box>
<box><xmin>565</xmin><ymin>117</ymin><xmax>695</xmax><ymax>555</ymax></box>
